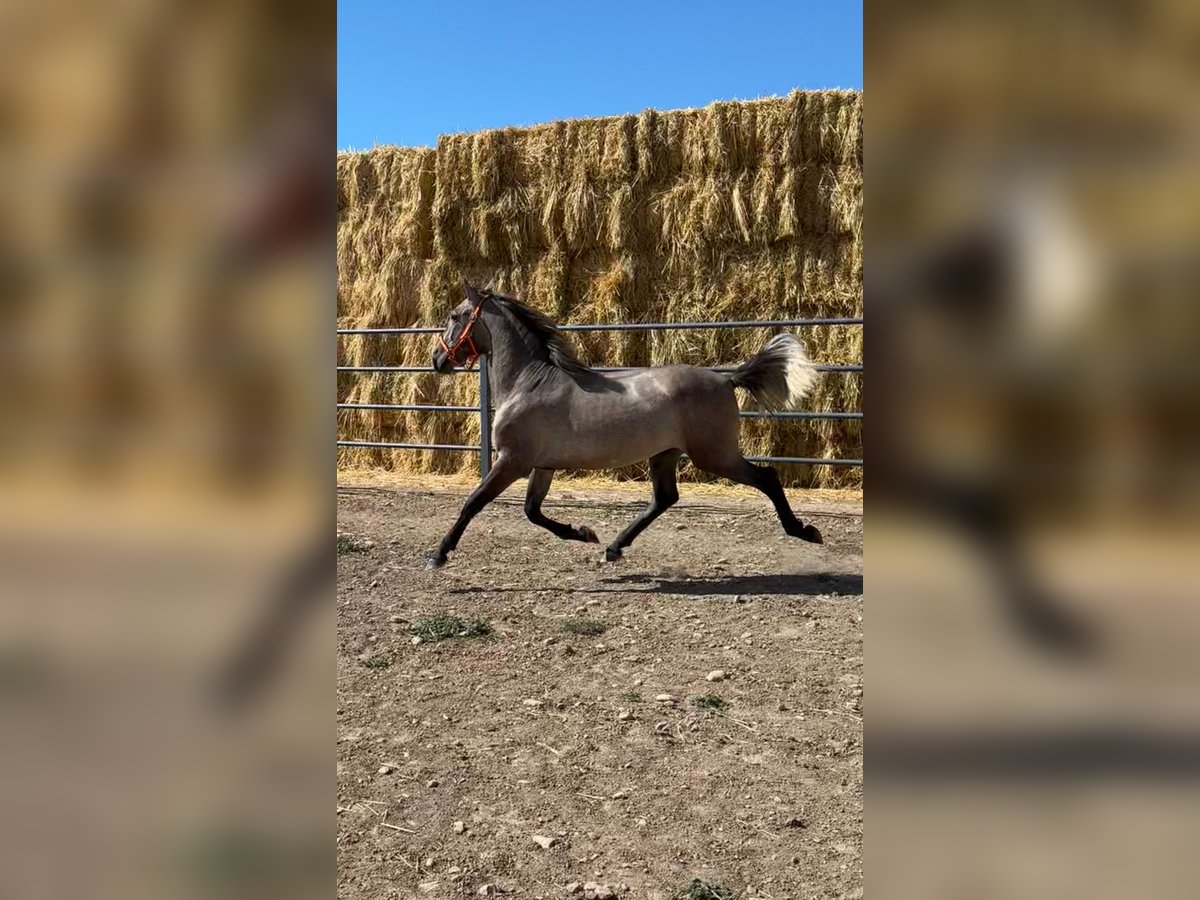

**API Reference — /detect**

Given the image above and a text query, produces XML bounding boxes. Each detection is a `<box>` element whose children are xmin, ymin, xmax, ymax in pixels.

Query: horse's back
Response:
<box><xmin>604</xmin><ymin>365</ymin><xmax>735</xmax><ymax>412</ymax></box>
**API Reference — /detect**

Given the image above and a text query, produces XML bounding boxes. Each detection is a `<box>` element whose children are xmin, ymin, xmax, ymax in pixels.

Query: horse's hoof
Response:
<box><xmin>576</xmin><ymin>525</ymin><xmax>600</xmax><ymax>544</ymax></box>
<box><xmin>604</xmin><ymin>546</ymin><xmax>623</xmax><ymax>563</ymax></box>
<box><xmin>801</xmin><ymin>524</ymin><xmax>824</xmax><ymax>544</ymax></box>
<box><xmin>425</xmin><ymin>555</ymin><xmax>447</xmax><ymax>570</ymax></box>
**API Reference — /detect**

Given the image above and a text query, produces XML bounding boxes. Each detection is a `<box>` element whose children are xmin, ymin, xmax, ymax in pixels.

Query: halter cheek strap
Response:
<box><xmin>438</xmin><ymin>301</ymin><xmax>486</xmax><ymax>368</ymax></box>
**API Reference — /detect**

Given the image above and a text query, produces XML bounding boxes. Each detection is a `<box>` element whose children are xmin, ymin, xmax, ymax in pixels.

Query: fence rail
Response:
<box><xmin>336</xmin><ymin>316</ymin><xmax>864</xmax><ymax>336</ymax></box>
<box><xmin>337</xmin><ymin>363</ymin><xmax>862</xmax><ymax>373</ymax></box>
<box><xmin>338</xmin><ymin>317</ymin><xmax>863</xmax><ymax>477</ymax></box>
<box><xmin>336</xmin><ymin>402</ymin><xmax>862</xmax><ymax>421</ymax></box>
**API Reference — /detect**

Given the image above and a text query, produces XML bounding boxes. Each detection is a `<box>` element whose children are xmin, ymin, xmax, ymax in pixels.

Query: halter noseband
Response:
<box><xmin>438</xmin><ymin>300</ymin><xmax>486</xmax><ymax>368</ymax></box>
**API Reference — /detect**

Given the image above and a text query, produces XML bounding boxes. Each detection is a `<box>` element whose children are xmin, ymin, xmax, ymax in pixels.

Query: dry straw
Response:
<box><xmin>337</xmin><ymin>90</ymin><xmax>862</xmax><ymax>487</ymax></box>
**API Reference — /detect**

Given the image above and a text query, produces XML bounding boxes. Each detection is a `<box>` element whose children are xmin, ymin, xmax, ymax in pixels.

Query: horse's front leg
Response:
<box><xmin>427</xmin><ymin>454</ymin><xmax>529</xmax><ymax>569</ymax></box>
<box><xmin>525</xmin><ymin>468</ymin><xmax>600</xmax><ymax>543</ymax></box>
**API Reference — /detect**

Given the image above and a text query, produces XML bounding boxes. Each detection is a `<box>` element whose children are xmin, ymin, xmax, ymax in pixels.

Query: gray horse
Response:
<box><xmin>427</xmin><ymin>283</ymin><xmax>824</xmax><ymax>568</ymax></box>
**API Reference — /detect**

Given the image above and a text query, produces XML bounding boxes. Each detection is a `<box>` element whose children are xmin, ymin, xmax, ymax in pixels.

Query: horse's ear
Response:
<box><xmin>462</xmin><ymin>280</ymin><xmax>483</xmax><ymax>306</ymax></box>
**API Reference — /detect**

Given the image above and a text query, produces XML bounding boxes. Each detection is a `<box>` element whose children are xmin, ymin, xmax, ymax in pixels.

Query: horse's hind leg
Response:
<box><xmin>524</xmin><ymin>468</ymin><xmax>599</xmax><ymax>543</ymax></box>
<box><xmin>693</xmin><ymin>455</ymin><xmax>823</xmax><ymax>544</ymax></box>
<box><xmin>605</xmin><ymin>449</ymin><xmax>682</xmax><ymax>562</ymax></box>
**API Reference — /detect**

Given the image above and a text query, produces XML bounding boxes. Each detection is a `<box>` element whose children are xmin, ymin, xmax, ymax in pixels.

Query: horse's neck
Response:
<box><xmin>483</xmin><ymin>313</ymin><xmax>545</xmax><ymax>403</ymax></box>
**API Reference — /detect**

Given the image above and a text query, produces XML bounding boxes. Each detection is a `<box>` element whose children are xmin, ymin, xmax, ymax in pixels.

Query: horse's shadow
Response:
<box><xmin>597</xmin><ymin>571</ymin><xmax>863</xmax><ymax>598</ymax></box>
<box><xmin>444</xmin><ymin>571</ymin><xmax>862</xmax><ymax>599</ymax></box>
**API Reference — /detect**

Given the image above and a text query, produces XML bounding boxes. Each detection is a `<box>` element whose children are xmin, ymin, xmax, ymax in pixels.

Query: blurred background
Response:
<box><xmin>1</xmin><ymin>1</ymin><xmax>330</xmax><ymax>898</ymax></box>
<box><xmin>868</xmin><ymin>1</ymin><xmax>1200</xmax><ymax>897</ymax></box>
<box><xmin>5</xmin><ymin>0</ymin><xmax>1200</xmax><ymax>897</ymax></box>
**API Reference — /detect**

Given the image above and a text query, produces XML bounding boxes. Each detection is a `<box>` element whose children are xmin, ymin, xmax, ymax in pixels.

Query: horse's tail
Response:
<box><xmin>728</xmin><ymin>333</ymin><xmax>818</xmax><ymax>412</ymax></box>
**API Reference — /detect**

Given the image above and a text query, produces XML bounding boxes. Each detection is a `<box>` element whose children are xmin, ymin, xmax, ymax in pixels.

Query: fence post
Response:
<box><xmin>478</xmin><ymin>355</ymin><xmax>492</xmax><ymax>477</ymax></box>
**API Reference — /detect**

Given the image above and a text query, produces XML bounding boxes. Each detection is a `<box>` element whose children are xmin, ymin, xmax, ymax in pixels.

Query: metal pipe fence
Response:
<box><xmin>337</xmin><ymin>317</ymin><xmax>863</xmax><ymax>477</ymax></box>
<box><xmin>336</xmin><ymin>363</ymin><xmax>862</xmax><ymax>373</ymax></box>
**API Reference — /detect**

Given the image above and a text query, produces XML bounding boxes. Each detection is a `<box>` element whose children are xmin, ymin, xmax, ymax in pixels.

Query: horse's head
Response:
<box><xmin>432</xmin><ymin>282</ymin><xmax>492</xmax><ymax>373</ymax></box>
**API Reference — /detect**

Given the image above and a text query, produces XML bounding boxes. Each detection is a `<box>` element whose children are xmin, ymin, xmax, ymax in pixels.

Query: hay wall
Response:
<box><xmin>337</xmin><ymin>91</ymin><xmax>862</xmax><ymax>487</ymax></box>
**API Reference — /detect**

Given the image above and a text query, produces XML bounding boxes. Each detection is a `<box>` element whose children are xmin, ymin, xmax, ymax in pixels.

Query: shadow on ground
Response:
<box><xmin>600</xmin><ymin>572</ymin><xmax>863</xmax><ymax>597</ymax></box>
<box><xmin>446</xmin><ymin>572</ymin><xmax>862</xmax><ymax>598</ymax></box>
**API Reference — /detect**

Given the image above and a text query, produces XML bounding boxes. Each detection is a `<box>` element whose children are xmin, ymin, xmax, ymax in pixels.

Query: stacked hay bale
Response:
<box><xmin>337</xmin><ymin>90</ymin><xmax>862</xmax><ymax>486</ymax></box>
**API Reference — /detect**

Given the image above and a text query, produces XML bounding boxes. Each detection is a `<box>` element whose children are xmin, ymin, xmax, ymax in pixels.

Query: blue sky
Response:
<box><xmin>338</xmin><ymin>1</ymin><xmax>862</xmax><ymax>150</ymax></box>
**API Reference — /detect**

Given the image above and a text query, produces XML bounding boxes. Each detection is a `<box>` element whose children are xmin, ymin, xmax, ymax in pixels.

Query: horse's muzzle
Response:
<box><xmin>432</xmin><ymin>351</ymin><xmax>454</xmax><ymax>374</ymax></box>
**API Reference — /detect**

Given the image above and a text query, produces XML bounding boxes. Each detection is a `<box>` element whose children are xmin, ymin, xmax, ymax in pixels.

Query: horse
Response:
<box><xmin>426</xmin><ymin>282</ymin><xmax>825</xmax><ymax>569</ymax></box>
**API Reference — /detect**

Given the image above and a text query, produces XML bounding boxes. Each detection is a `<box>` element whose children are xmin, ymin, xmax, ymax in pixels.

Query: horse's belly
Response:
<box><xmin>539</xmin><ymin>416</ymin><xmax>680</xmax><ymax>469</ymax></box>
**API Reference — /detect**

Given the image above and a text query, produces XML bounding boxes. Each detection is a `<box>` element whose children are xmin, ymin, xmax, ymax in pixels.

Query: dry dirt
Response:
<box><xmin>337</xmin><ymin>481</ymin><xmax>863</xmax><ymax>900</ymax></box>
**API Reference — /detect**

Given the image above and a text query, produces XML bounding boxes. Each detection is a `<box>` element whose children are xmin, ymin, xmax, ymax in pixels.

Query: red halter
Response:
<box><xmin>437</xmin><ymin>301</ymin><xmax>486</xmax><ymax>368</ymax></box>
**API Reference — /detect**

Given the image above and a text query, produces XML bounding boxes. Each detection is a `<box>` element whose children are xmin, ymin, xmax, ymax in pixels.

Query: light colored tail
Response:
<box><xmin>728</xmin><ymin>333</ymin><xmax>818</xmax><ymax>412</ymax></box>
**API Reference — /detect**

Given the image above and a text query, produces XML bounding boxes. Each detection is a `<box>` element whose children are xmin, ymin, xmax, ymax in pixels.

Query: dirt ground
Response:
<box><xmin>337</xmin><ymin>479</ymin><xmax>863</xmax><ymax>900</ymax></box>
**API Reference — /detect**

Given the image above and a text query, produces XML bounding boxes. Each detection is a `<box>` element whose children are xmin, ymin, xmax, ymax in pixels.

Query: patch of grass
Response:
<box><xmin>337</xmin><ymin>533</ymin><xmax>371</xmax><ymax>555</ymax></box>
<box><xmin>691</xmin><ymin>693</ymin><xmax>730</xmax><ymax>713</ymax></box>
<box><xmin>562</xmin><ymin>618</ymin><xmax>606</xmax><ymax>636</ymax></box>
<box><xmin>410</xmin><ymin>616</ymin><xmax>491</xmax><ymax>643</ymax></box>
<box><xmin>176</xmin><ymin>826</ymin><xmax>326</xmax><ymax>893</ymax></box>
<box><xmin>619</xmin><ymin>691</ymin><xmax>642</xmax><ymax>703</ymax></box>
<box><xmin>673</xmin><ymin>879</ymin><xmax>733</xmax><ymax>900</ymax></box>
<box><xmin>361</xmin><ymin>655</ymin><xmax>390</xmax><ymax>670</ymax></box>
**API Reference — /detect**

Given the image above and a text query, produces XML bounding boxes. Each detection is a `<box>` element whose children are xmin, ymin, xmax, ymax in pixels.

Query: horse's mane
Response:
<box><xmin>484</xmin><ymin>289</ymin><xmax>594</xmax><ymax>379</ymax></box>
